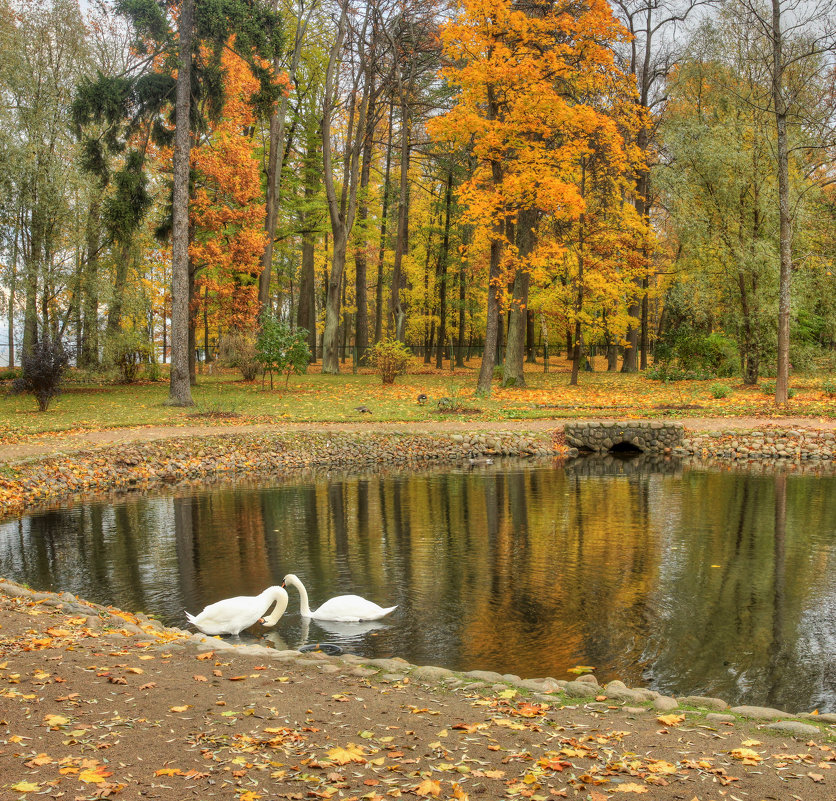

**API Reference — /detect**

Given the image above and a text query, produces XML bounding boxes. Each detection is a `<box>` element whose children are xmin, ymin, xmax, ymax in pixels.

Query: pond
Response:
<box><xmin>1</xmin><ymin>455</ymin><xmax>835</xmax><ymax>713</ymax></box>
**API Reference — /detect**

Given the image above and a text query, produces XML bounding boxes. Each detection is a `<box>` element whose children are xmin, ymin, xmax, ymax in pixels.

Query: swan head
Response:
<box><xmin>282</xmin><ymin>573</ymin><xmax>300</xmax><ymax>589</ymax></box>
<box><xmin>260</xmin><ymin>586</ymin><xmax>289</xmax><ymax>627</ymax></box>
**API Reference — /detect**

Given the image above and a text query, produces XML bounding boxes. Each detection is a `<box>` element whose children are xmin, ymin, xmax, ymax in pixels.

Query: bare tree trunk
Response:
<box><xmin>456</xmin><ymin>236</ymin><xmax>466</xmax><ymax>366</ymax></box>
<box><xmin>168</xmin><ymin>0</ymin><xmax>195</xmax><ymax>406</ymax></box>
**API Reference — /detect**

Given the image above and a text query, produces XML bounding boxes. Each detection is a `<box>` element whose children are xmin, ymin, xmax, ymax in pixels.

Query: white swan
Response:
<box><xmin>282</xmin><ymin>574</ymin><xmax>397</xmax><ymax>622</ymax></box>
<box><xmin>185</xmin><ymin>585</ymin><xmax>289</xmax><ymax>635</ymax></box>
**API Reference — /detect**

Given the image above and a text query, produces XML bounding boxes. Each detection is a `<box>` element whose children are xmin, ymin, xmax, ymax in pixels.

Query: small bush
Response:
<box><xmin>255</xmin><ymin>315</ymin><xmax>311</xmax><ymax>389</ymax></box>
<box><xmin>760</xmin><ymin>380</ymin><xmax>776</xmax><ymax>396</ymax></box>
<box><xmin>822</xmin><ymin>376</ymin><xmax>836</xmax><ymax>397</ymax></box>
<box><xmin>13</xmin><ymin>337</ymin><xmax>70</xmax><ymax>412</ymax></box>
<box><xmin>0</xmin><ymin>367</ymin><xmax>21</xmax><ymax>381</ymax></box>
<box><xmin>144</xmin><ymin>361</ymin><xmax>163</xmax><ymax>382</ymax></box>
<box><xmin>220</xmin><ymin>331</ymin><xmax>259</xmax><ymax>381</ymax></box>
<box><xmin>104</xmin><ymin>330</ymin><xmax>151</xmax><ymax>383</ymax></box>
<box><xmin>710</xmin><ymin>383</ymin><xmax>731</xmax><ymax>399</ymax></box>
<box><xmin>370</xmin><ymin>339</ymin><xmax>412</xmax><ymax>384</ymax></box>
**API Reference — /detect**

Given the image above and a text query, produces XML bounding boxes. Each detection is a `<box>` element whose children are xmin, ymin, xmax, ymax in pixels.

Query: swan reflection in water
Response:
<box><xmin>261</xmin><ymin>615</ymin><xmax>390</xmax><ymax>652</ymax></box>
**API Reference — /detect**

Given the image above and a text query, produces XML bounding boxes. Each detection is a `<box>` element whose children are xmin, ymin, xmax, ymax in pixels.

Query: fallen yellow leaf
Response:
<box><xmin>730</xmin><ymin>747</ymin><xmax>762</xmax><ymax>763</ymax></box>
<box><xmin>79</xmin><ymin>768</ymin><xmax>111</xmax><ymax>784</ymax></box>
<box><xmin>169</xmin><ymin>705</ymin><xmax>191</xmax><ymax>713</ymax></box>
<box><xmin>656</xmin><ymin>713</ymin><xmax>685</xmax><ymax>727</ymax></box>
<box><xmin>326</xmin><ymin>743</ymin><xmax>366</xmax><ymax>765</ymax></box>
<box><xmin>614</xmin><ymin>783</ymin><xmax>649</xmax><ymax>793</ymax></box>
<box><xmin>10</xmin><ymin>781</ymin><xmax>40</xmax><ymax>792</ymax></box>
<box><xmin>414</xmin><ymin>778</ymin><xmax>442</xmax><ymax>797</ymax></box>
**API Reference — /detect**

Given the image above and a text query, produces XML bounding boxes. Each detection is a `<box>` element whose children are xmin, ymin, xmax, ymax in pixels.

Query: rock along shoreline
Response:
<box><xmin>0</xmin><ymin>577</ymin><xmax>834</xmax><ymax>739</ymax></box>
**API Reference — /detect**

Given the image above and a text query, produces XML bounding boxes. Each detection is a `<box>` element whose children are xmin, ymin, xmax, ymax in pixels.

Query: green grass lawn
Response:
<box><xmin>1</xmin><ymin>358</ymin><xmax>835</xmax><ymax>440</ymax></box>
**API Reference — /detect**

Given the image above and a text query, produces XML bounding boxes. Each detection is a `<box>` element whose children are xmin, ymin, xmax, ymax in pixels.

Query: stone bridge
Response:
<box><xmin>564</xmin><ymin>421</ymin><xmax>684</xmax><ymax>454</ymax></box>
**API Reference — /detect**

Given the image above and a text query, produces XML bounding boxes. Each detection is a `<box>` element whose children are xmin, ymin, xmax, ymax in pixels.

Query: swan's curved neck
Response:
<box><xmin>287</xmin><ymin>575</ymin><xmax>312</xmax><ymax>617</ymax></box>
<box><xmin>262</xmin><ymin>587</ymin><xmax>288</xmax><ymax>626</ymax></box>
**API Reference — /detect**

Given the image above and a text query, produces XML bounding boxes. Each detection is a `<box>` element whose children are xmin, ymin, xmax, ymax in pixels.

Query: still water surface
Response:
<box><xmin>1</xmin><ymin>455</ymin><xmax>835</xmax><ymax>712</ymax></box>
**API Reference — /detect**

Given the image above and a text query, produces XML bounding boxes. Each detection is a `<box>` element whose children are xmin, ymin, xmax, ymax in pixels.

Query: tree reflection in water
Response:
<box><xmin>1</xmin><ymin>454</ymin><xmax>835</xmax><ymax>712</ymax></box>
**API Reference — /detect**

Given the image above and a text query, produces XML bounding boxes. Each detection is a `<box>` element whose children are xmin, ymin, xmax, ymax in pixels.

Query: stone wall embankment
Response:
<box><xmin>678</xmin><ymin>426</ymin><xmax>836</xmax><ymax>462</ymax></box>
<box><xmin>0</xmin><ymin>430</ymin><xmax>561</xmax><ymax>519</ymax></box>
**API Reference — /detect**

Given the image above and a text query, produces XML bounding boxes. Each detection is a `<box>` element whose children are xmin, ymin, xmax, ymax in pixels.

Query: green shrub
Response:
<box><xmin>676</xmin><ymin>332</ymin><xmax>739</xmax><ymax>377</ymax></box>
<box><xmin>255</xmin><ymin>315</ymin><xmax>311</xmax><ymax>389</ymax></box>
<box><xmin>144</xmin><ymin>360</ymin><xmax>163</xmax><ymax>382</ymax></box>
<box><xmin>710</xmin><ymin>383</ymin><xmax>731</xmax><ymax>399</ymax></box>
<box><xmin>760</xmin><ymin>380</ymin><xmax>775</xmax><ymax>396</ymax></box>
<box><xmin>822</xmin><ymin>376</ymin><xmax>836</xmax><ymax>397</ymax></box>
<box><xmin>0</xmin><ymin>367</ymin><xmax>21</xmax><ymax>381</ymax></box>
<box><xmin>12</xmin><ymin>337</ymin><xmax>70</xmax><ymax>412</ymax></box>
<box><xmin>369</xmin><ymin>339</ymin><xmax>412</xmax><ymax>384</ymax></box>
<box><xmin>104</xmin><ymin>330</ymin><xmax>151</xmax><ymax>383</ymax></box>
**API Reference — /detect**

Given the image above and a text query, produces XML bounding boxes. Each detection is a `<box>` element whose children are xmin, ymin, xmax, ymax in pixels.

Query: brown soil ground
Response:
<box><xmin>1</xmin><ymin>588</ymin><xmax>834</xmax><ymax>801</ymax></box>
<box><xmin>4</xmin><ymin>417</ymin><xmax>836</xmax><ymax>464</ymax></box>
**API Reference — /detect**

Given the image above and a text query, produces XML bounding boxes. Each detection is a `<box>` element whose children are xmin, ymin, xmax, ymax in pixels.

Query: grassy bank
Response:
<box><xmin>2</xmin><ymin>358</ymin><xmax>835</xmax><ymax>441</ymax></box>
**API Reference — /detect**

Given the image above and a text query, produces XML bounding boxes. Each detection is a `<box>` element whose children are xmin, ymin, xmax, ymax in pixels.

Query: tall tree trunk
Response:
<box><xmin>389</xmin><ymin>93</ymin><xmax>411</xmax><ymax>341</ymax></box>
<box><xmin>258</xmin><ymin>1</ymin><xmax>312</xmax><ymax>316</ymax></box>
<box><xmin>80</xmin><ymin>196</ymin><xmax>100</xmax><ymax>368</ymax></box>
<box><xmin>771</xmin><ymin>0</ymin><xmax>791</xmax><ymax>405</ymax></box>
<box><xmin>23</xmin><ymin>248</ymin><xmax>39</xmax><ymax>358</ymax></box>
<box><xmin>435</xmin><ymin>170</ymin><xmax>453</xmax><ymax>369</ymax></box>
<box><xmin>8</xmin><ymin>225</ymin><xmax>18</xmax><ymax>369</ymax></box>
<box><xmin>570</xmin><ymin>199</ymin><xmax>586</xmax><ymax>387</ymax></box>
<box><xmin>188</xmin><ymin>264</ymin><xmax>196</xmax><ymax>385</ymax></box>
<box><xmin>321</xmin><ymin>237</ymin><xmax>346</xmax><ymax>373</ymax></box>
<box><xmin>375</xmin><ymin>100</ymin><xmax>394</xmax><ymax>344</ymax></box>
<box><xmin>320</xmin><ymin>5</ymin><xmax>367</xmax><ymax>373</ymax></box>
<box><xmin>525</xmin><ymin>308</ymin><xmax>536</xmax><ymax>363</ymax></box>
<box><xmin>476</xmin><ymin>225</ymin><xmax>503</xmax><ymax>394</ymax></box>
<box><xmin>456</xmin><ymin>242</ymin><xmax>466</xmax><ymax>366</ymax></box>
<box><xmin>354</xmin><ymin>90</ymin><xmax>376</xmax><ymax>363</ymax></box>
<box><xmin>640</xmin><ymin>275</ymin><xmax>649</xmax><ymax>369</ymax></box>
<box><xmin>297</xmin><ymin>125</ymin><xmax>319</xmax><ymax>361</ymax></box>
<box><xmin>168</xmin><ymin>0</ymin><xmax>195</xmax><ymax>406</ymax></box>
<box><xmin>203</xmin><ymin>283</ymin><xmax>211</xmax><ymax>362</ymax></box>
<box><xmin>503</xmin><ymin>209</ymin><xmax>535</xmax><ymax>387</ymax></box>
<box><xmin>106</xmin><ymin>241</ymin><xmax>131</xmax><ymax>339</ymax></box>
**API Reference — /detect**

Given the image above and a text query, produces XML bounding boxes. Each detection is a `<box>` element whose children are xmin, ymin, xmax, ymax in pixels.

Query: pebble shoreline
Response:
<box><xmin>0</xmin><ymin>577</ymin><xmax>833</xmax><ymax>739</ymax></box>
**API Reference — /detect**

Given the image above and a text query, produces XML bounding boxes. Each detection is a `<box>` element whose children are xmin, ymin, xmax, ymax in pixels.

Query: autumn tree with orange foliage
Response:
<box><xmin>430</xmin><ymin>0</ymin><xmax>645</xmax><ymax>393</ymax></box>
<box><xmin>190</xmin><ymin>49</ymin><xmax>268</xmax><ymax>343</ymax></box>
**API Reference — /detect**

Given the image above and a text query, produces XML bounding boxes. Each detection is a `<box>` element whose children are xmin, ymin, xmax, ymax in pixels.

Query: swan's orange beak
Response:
<box><xmin>281</xmin><ymin>581</ymin><xmax>286</xmax><ymax>588</ymax></box>
<box><xmin>258</xmin><ymin>617</ymin><xmax>265</xmax><ymax>624</ymax></box>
